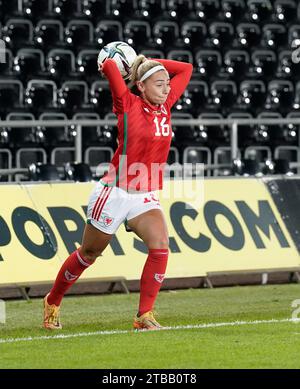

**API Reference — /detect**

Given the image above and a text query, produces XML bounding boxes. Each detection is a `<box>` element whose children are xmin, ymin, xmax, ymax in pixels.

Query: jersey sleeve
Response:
<box><xmin>154</xmin><ymin>59</ymin><xmax>193</xmax><ymax>108</ymax></box>
<box><xmin>102</xmin><ymin>58</ymin><xmax>135</xmax><ymax>114</ymax></box>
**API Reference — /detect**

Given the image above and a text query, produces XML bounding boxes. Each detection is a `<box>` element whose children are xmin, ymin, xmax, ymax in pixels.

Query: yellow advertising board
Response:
<box><xmin>0</xmin><ymin>179</ymin><xmax>299</xmax><ymax>285</ymax></box>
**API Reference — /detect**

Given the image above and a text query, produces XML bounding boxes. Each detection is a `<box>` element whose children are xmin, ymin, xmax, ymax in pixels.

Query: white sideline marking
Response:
<box><xmin>0</xmin><ymin>318</ymin><xmax>299</xmax><ymax>345</ymax></box>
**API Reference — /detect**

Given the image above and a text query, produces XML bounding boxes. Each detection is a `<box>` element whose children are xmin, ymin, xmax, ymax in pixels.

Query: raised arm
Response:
<box><xmin>101</xmin><ymin>58</ymin><xmax>130</xmax><ymax>113</ymax></box>
<box><xmin>154</xmin><ymin>59</ymin><xmax>193</xmax><ymax>107</ymax></box>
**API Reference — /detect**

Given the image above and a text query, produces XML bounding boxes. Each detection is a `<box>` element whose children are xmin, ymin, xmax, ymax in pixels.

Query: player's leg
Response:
<box><xmin>44</xmin><ymin>181</ymin><xmax>119</xmax><ymax>330</ymax></box>
<box><xmin>127</xmin><ymin>208</ymin><xmax>169</xmax><ymax>330</ymax></box>
<box><xmin>44</xmin><ymin>224</ymin><xmax>112</xmax><ymax>329</ymax></box>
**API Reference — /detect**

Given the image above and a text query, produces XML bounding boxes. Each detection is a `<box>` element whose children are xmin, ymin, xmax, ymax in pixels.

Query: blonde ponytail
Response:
<box><xmin>128</xmin><ymin>54</ymin><xmax>165</xmax><ymax>89</ymax></box>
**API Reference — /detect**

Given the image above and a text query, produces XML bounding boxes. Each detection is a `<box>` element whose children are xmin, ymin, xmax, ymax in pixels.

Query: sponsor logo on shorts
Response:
<box><xmin>100</xmin><ymin>214</ymin><xmax>114</xmax><ymax>227</ymax></box>
<box><xmin>154</xmin><ymin>273</ymin><xmax>165</xmax><ymax>283</ymax></box>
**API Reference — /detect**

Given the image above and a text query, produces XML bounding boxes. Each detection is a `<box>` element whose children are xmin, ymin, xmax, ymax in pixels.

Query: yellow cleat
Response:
<box><xmin>133</xmin><ymin>311</ymin><xmax>163</xmax><ymax>330</ymax></box>
<box><xmin>43</xmin><ymin>293</ymin><xmax>62</xmax><ymax>330</ymax></box>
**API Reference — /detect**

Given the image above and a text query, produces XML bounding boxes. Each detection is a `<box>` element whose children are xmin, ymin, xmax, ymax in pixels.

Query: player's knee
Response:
<box><xmin>148</xmin><ymin>237</ymin><xmax>169</xmax><ymax>250</ymax></box>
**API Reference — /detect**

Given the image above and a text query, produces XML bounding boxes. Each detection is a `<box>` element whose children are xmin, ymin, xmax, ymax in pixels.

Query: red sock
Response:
<box><xmin>47</xmin><ymin>249</ymin><xmax>91</xmax><ymax>306</ymax></box>
<box><xmin>138</xmin><ymin>248</ymin><xmax>169</xmax><ymax>316</ymax></box>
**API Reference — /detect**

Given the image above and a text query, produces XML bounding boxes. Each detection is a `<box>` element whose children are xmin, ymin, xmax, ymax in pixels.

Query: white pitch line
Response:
<box><xmin>0</xmin><ymin>318</ymin><xmax>299</xmax><ymax>345</ymax></box>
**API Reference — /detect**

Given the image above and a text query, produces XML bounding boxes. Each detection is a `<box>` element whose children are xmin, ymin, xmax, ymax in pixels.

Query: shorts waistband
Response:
<box><xmin>99</xmin><ymin>180</ymin><xmax>153</xmax><ymax>194</ymax></box>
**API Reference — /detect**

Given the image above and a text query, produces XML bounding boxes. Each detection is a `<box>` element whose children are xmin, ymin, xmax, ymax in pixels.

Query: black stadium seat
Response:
<box><xmin>0</xmin><ymin>0</ymin><xmax>21</xmax><ymax>18</ymax></box>
<box><xmin>2</xmin><ymin>19</ymin><xmax>34</xmax><ymax>49</ymax></box>
<box><xmin>65</xmin><ymin>20</ymin><xmax>94</xmax><ymax>48</ymax></box>
<box><xmin>251</xmin><ymin>50</ymin><xmax>277</xmax><ymax>79</ymax></box>
<box><xmin>247</xmin><ymin>0</ymin><xmax>273</xmax><ymax>22</ymax></box>
<box><xmin>167</xmin><ymin>50</ymin><xmax>193</xmax><ymax>65</ymax></box>
<box><xmin>239</xmin><ymin>158</ymin><xmax>263</xmax><ymax>176</ymax></box>
<box><xmin>25</xmin><ymin>80</ymin><xmax>57</xmax><ymax>113</ymax></box>
<box><xmin>28</xmin><ymin>162</ymin><xmax>60</xmax><ymax>181</ymax></box>
<box><xmin>1</xmin><ymin>0</ymin><xmax>300</xmax><ymax>180</ymax></box>
<box><xmin>210</xmin><ymin>80</ymin><xmax>237</xmax><ymax>110</ymax></box>
<box><xmin>64</xmin><ymin>162</ymin><xmax>93</xmax><ymax>182</ymax></box>
<box><xmin>52</xmin><ymin>0</ymin><xmax>81</xmax><ymax>21</ymax></box>
<box><xmin>0</xmin><ymin>80</ymin><xmax>24</xmax><ymax>115</ymax></box>
<box><xmin>77</xmin><ymin>49</ymin><xmax>99</xmax><ymax>78</ymax></box>
<box><xmin>282</xmin><ymin>112</ymin><xmax>299</xmax><ymax>145</ymax></box>
<box><xmin>22</xmin><ymin>0</ymin><xmax>54</xmax><ymax>21</ymax></box>
<box><xmin>171</xmin><ymin>112</ymin><xmax>199</xmax><ymax>150</ymax></box>
<box><xmin>141</xmin><ymin>49</ymin><xmax>165</xmax><ymax>59</ymax></box>
<box><xmin>101</xmin><ymin>113</ymin><xmax>118</xmax><ymax>149</ymax></box>
<box><xmin>82</xmin><ymin>0</ymin><xmax>107</xmax><ymax>22</ymax></box>
<box><xmin>221</xmin><ymin>0</ymin><xmax>245</xmax><ymax>21</ymax></box>
<box><xmin>265</xmin><ymin>80</ymin><xmax>294</xmax><ymax>112</ymax></box>
<box><xmin>274</xmin><ymin>146</ymin><xmax>299</xmax><ymax>174</ymax></box>
<box><xmin>135</xmin><ymin>0</ymin><xmax>165</xmax><ymax>19</ymax></box>
<box><xmin>194</xmin><ymin>0</ymin><xmax>220</xmax><ymax>20</ymax></box>
<box><xmin>224</xmin><ymin>50</ymin><xmax>250</xmax><ymax>79</ymax></box>
<box><xmin>244</xmin><ymin>145</ymin><xmax>272</xmax><ymax>165</ymax></box>
<box><xmin>13</xmin><ymin>48</ymin><xmax>45</xmax><ymax>81</ymax></box>
<box><xmin>107</xmin><ymin>0</ymin><xmax>136</xmax><ymax>18</ymax></box>
<box><xmin>277</xmin><ymin>50</ymin><xmax>298</xmax><ymax>79</ymax></box>
<box><xmin>237</xmin><ymin>80</ymin><xmax>266</xmax><ymax>111</ymax></box>
<box><xmin>95</xmin><ymin>20</ymin><xmax>123</xmax><ymax>46</ymax></box>
<box><xmin>209</xmin><ymin>22</ymin><xmax>234</xmax><ymax>49</ymax></box>
<box><xmin>200</xmin><ymin>112</ymin><xmax>228</xmax><ymax>147</ymax></box>
<box><xmin>6</xmin><ymin>112</ymin><xmax>38</xmax><ymax>148</ymax></box>
<box><xmin>90</xmin><ymin>81</ymin><xmax>112</xmax><ymax>116</ymax></box>
<box><xmin>173</xmin><ymin>80</ymin><xmax>209</xmax><ymax>116</ymax></box>
<box><xmin>181</xmin><ymin>22</ymin><xmax>207</xmax><ymax>51</ymax></box>
<box><xmin>274</xmin><ymin>0</ymin><xmax>297</xmax><ymax>23</ymax></box>
<box><xmin>228</xmin><ymin>112</ymin><xmax>254</xmax><ymax>147</ymax></box>
<box><xmin>152</xmin><ymin>21</ymin><xmax>181</xmax><ymax>49</ymax></box>
<box><xmin>39</xmin><ymin>112</ymin><xmax>74</xmax><ymax>148</ymax></box>
<box><xmin>34</xmin><ymin>20</ymin><xmax>64</xmax><ymax>49</ymax></box>
<box><xmin>195</xmin><ymin>49</ymin><xmax>222</xmax><ymax>78</ymax></box>
<box><xmin>124</xmin><ymin>21</ymin><xmax>152</xmax><ymax>50</ymax></box>
<box><xmin>262</xmin><ymin>24</ymin><xmax>287</xmax><ymax>48</ymax></box>
<box><xmin>46</xmin><ymin>49</ymin><xmax>76</xmax><ymax>79</ymax></box>
<box><xmin>236</xmin><ymin>23</ymin><xmax>261</xmax><ymax>48</ymax></box>
<box><xmin>273</xmin><ymin>158</ymin><xmax>293</xmax><ymax>175</ymax></box>
<box><xmin>73</xmin><ymin>112</ymin><xmax>102</xmax><ymax>148</ymax></box>
<box><xmin>58</xmin><ymin>81</ymin><xmax>90</xmax><ymax>112</ymax></box>
<box><xmin>165</xmin><ymin>0</ymin><xmax>194</xmax><ymax>20</ymax></box>
<box><xmin>255</xmin><ymin>111</ymin><xmax>281</xmax><ymax>145</ymax></box>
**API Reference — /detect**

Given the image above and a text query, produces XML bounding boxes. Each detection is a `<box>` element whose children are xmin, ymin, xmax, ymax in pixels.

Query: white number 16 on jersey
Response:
<box><xmin>154</xmin><ymin>117</ymin><xmax>170</xmax><ymax>137</ymax></box>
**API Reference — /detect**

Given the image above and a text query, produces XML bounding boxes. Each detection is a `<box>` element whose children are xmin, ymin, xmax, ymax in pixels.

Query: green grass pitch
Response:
<box><xmin>0</xmin><ymin>284</ymin><xmax>300</xmax><ymax>369</ymax></box>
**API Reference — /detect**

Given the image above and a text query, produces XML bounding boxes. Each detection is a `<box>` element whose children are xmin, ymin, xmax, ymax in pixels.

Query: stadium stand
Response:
<box><xmin>0</xmin><ymin>0</ymin><xmax>300</xmax><ymax>181</ymax></box>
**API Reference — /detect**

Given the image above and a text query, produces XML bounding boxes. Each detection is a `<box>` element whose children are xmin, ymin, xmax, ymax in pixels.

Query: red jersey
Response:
<box><xmin>101</xmin><ymin>58</ymin><xmax>193</xmax><ymax>192</ymax></box>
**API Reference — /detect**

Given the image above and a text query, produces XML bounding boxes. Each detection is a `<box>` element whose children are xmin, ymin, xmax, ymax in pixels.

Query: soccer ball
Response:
<box><xmin>97</xmin><ymin>41</ymin><xmax>137</xmax><ymax>80</ymax></box>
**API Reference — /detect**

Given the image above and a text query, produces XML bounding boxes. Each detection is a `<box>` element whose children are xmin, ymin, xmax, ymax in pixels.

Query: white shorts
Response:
<box><xmin>86</xmin><ymin>180</ymin><xmax>162</xmax><ymax>234</ymax></box>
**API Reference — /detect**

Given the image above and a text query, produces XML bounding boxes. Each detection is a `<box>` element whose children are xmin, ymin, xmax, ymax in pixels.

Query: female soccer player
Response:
<box><xmin>43</xmin><ymin>54</ymin><xmax>192</xmax><ymax>330</ymax></box>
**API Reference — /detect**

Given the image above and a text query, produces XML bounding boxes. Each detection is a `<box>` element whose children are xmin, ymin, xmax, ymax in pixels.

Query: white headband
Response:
<box><xmin>139</xmin><ymin>65</ymin><xmax>166</xmax><ymax>82</ymax></box>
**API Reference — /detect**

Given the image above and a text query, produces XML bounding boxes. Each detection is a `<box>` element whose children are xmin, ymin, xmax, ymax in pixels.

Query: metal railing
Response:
<box><xmin>0</xmin><ymin>117</ymin><xmax>300</xmax><ymax>178</ymax></box>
